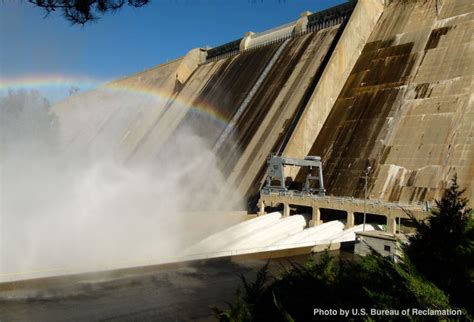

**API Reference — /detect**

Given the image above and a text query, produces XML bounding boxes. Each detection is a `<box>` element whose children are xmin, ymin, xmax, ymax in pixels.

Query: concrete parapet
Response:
<box><xmin>240</xmin><ymin>32</ymin><xmax>254</xmax><ymax>51</ymax></box>
<box><xmin>294</xmin><ymin>11</ymin><xmax>311</xmax><ymax>34</ymax></box>
<box><xmin>247</xmin><ymin>21</ymin><xmax>296</xmax><ymax>49</ymax></box>
<box><xmin>176</xmin><ymin>47</ymin><xmax>207</xmax><ymax>83</ymax></box>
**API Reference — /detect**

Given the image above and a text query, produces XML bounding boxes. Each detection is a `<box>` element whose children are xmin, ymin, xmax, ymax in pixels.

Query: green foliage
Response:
<box><xmin>240</xmin><ymin>260</ymin><xmax>270</xmax><ymax>309</ymax></box>
<box><xmin>268</xmin><ymin>251</ymin><xmax>450</xmax><ymax>321</ymax></box>
<box><xmin>213</xmin><ymin>261</ymin><xmax>271</xmax><ymax>322</ymax></box>
<box><xmin>214</xmin><ymin>248</ymin><xmax>455</xmax><ymax>320</ymax></box>
<box><xmin>214</xmin><ymin>177</ymin><xmax>473</xmax><ymax>320</ymax></box>
<box><xmin>404</xmin><ymin>175</ymin><xmax>474</xmax><ymax>313</ymax></box>
<box><xmin>355</xmin><ymin>252</ymin><xmax>450</xmax><ymax>312</ymax></box>
<box><xmin>272</xmin><ymin>292</ymin><xmax>295</xmax><ymax>322</ymax></box>
<box><xmin>212</xmin><ymin>289</ymin><xmax>252</xmax><ymax>322</ymax></box>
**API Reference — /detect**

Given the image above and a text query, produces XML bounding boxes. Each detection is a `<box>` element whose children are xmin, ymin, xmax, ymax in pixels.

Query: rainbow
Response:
<box><xmin>0</xmin><ymin>75</ymin><xmax>232</xmax><ymax>129</ymax></box>
<box><xmin>103</xmin><ymin>81</ymin><xmax>232</xmax><ymax>129</ymax></box>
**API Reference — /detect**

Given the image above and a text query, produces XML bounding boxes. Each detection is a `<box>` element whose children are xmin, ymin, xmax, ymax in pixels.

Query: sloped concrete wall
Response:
<box><xmin>50</xmin><ymin>0</ymin><xmax>473</xmax><ymax>208</ymax></box>
<box><xmin>299</xmin><ymin>0</ymin><xmax>473</xmax><ymax>204</ymax></box>
<box><xmin>51</xmin><ymin>48</ymin><xmax>203</xmax><ymax>162</ymax></box>
<box><xmin>227</xmin><ymin>26</ymin><xmax>343</xmax><ymax>199</ymax></box>
<box><xmin>128</xmin><ymin>24</ymin><xmax>344</xmax><ymax>201</ymax></box>
<box><xmin>128</xmin><ymin>43</ymin><xmax>282</xmax><ymax>165</ymax></box>
<box><xmin>283</xmin><ymin>0</ymin><xmax>384</xmax><ymax>176</ymax></box>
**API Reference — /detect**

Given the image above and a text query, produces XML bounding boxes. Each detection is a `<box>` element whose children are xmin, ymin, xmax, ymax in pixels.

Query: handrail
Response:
<box><xmin>201</xmin><ymin>15</ymin><xmax>347</xmax><ymax>64</ymax></box>
<box><xmin>261</xmin><ymin>189</ymin><xmax>432</xmax><ymax>210</ymax></box>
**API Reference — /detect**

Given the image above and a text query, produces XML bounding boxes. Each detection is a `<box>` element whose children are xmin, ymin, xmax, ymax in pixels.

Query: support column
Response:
<box><xmin>258</xmin><ymin>199</ymin><xmax>265</xmax><ymax>216</ymax></box>
<box><xmin>346</xmin><ymin>211</ymin><xmax>355</xmax><ymax>228</ymax></box>
<box><xmin>387</xmin><ymin>217</ymin><xmax>397</xmax><ymax>234</ymax></box>
<box><xmin>283</xmin><ymin>203</ymin><xmax>290</xmax><ymax>218</ymax></box>
<box><xmin>310</xmin><ymin>207</ymin><xmax>321</xmax><ymax>227</ymax></box>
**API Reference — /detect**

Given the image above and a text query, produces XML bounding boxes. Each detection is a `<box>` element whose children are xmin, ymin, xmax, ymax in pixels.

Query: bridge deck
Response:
<box><xmin>258</xmin><ymin>191</ymin><xmax>430</xmax><ymax>233</ymax></box>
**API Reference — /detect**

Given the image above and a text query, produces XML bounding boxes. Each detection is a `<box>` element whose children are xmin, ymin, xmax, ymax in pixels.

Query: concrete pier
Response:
<box><xmin>258</xmin><ymin>192</ymin><xmax>429</xmax><ymax>233</ymax></box>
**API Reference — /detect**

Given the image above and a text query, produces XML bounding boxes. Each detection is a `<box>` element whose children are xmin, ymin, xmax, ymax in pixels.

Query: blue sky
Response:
<box><xmin>0</xmin><ymin>0</ymin><xmax>345</xmax><ymax>102</ymax></box>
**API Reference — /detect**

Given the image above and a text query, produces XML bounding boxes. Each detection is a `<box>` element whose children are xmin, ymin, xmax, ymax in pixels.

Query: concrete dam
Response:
<box><xmin>52</xmin><ymin>0</ymin><xmax>473</xmax><ymax>210</ymax></box>
<box><xmin>3</xmin><ymin>0</ymin><xmax>465</xmax><ymax>282</ymax></box>
<box><xmin>1</xmin><ymin>2</ymin><xmax>472</xmax><ymax>320</ymax></box>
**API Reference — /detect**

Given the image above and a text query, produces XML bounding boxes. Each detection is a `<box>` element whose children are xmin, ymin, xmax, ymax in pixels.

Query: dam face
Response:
<box><xmin>51</xmin><ymin>0</ymin><xmax>473</xmax><ymax>207</ymax></box>
<box><xmin>302</xmin><ymin>0</ymin><xmax>473</xmax><ymax>203</ymax></box>
<box><xmin>1</xmin><ymin>1</ymin><xmax>473</xmax><ymax>315</ymax></box>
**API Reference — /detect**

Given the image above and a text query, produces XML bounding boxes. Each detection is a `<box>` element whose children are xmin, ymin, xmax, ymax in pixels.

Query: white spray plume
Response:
<box><xmin>0</xmin><ymin>89</ymin><xmax>244</xmax><ymax>281</ymax></box>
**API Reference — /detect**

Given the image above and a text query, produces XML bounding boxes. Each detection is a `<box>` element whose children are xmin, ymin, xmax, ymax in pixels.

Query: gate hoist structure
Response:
<box><xmin>262</xmin><ymin>155</ymin><xmax>325</xmax><ymax>196</ymax></box>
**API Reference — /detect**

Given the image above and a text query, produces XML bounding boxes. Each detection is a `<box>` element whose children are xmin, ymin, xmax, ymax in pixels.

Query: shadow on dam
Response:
<box><xmin>128</xmin><ymin>22</ymin><xmax>346</xmax><ymax>204</ymax></box>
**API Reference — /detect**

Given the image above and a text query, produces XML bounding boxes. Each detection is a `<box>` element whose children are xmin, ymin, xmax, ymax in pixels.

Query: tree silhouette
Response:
<box><xmin>405</xmin><ymin>174</ymin><xmax>473</xmax><ymax>313</ymax></box>
<box><xmin>213</xmin><ymin>250</ymin><xmax>452</xmax><ymax>321</ymax></box>
<box><xmin>27</xmin><ymin>0</ymin><xmax>150</xmax><ymax>24</ymax></box>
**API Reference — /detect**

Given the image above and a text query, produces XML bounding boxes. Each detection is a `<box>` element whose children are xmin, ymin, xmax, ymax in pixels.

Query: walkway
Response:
<box><xmin>258</xmin><ymin>190</ymin><xmax>431</xmax><ymax>234</ymax></box>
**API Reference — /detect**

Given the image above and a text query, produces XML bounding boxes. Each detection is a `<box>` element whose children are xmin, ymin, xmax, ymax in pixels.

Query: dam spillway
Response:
<box><xmin>0</xmin><ymin>2</ymin><xmax>472</xmax><ymax>310</ymax></box>
<box><xmin>51</xmin><ymin>0</ymin><xmax>473</xmax><ymax>207</ymax></box>
<box><xmin>2</xmin><ymin>1</ymin><xmax>473</xmax><ymax>320</ymax></box>
<box><xmin>29</xmin><ymin>0</ymin><xmax>472</xmax><ymax>273</ymax></box>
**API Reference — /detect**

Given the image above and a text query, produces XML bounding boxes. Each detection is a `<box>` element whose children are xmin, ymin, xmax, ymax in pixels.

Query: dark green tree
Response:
<box><xmin>214</xmin><ymin>250</ymin><xmax>451</xmax><ymax>321</ymax></box>
<box><xmin>27</xmin><ymin>0</ymin><xmax>150</xmax><ymax>24</ymax></box>
<box><xmin>212</xmin><ymin>261</ymin><xmax>270</xmax><ymax>322</ymax></box>
<box><xmin>214</xmin><ymin>176</ymin><xmax>473</xmax><ymax>320</ymax></box>
<box><xmin>404</xmin><ymin>174</ymin><xmax>474</xmax><ymax>313</ymax></box>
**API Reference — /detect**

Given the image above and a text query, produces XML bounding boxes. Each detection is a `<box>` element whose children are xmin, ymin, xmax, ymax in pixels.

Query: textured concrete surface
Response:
<box><xmin>301</xmin><ymin>0</ymin><xmax>473</xmax><ymax>204</ymax></box>
<box><xmin>50</xmin><ymin>0</ymin><xmax>473</xmax><ymax>205</ymax></box>
<box><xmin>51</xmin><ymin>22</ymin><xmax>345</xmax><ymax>204</ymax></box>
<box><xmin>225</xmin><ymin>25</ymin><xmax>342</xmax><ymax>199</ymax></box>
<box><xmin>283</xmin><ymin>0</ymin><xmax>384</xmax><ymax>177</ymax></box>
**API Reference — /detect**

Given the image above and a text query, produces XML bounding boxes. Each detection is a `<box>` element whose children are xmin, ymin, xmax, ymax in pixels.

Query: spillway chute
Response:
<box><xmin>182</xmin><ymin>212</ymin><xmax>282</xmax><ymax>255</ymax></box>
<box><xmin>273</xmin><ymin>220</ymin><xmax>345</xmax><ymax>246</ymax></box>
<box><xmin>316</xmin><ymin>224</ymin><xmax>383</xmax><ymax>245</ymax></box>
<box><xmin>222</xmin><ymin>214</ymin><xmax>307</xmax><ymax>250</ymax></box>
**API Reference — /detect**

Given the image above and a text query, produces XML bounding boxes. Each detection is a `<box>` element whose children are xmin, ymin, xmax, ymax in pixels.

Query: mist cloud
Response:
<box><xmin>0</xmin><ymin>89</ymin><xmax>243</xmax><ymax>281</ymax></box>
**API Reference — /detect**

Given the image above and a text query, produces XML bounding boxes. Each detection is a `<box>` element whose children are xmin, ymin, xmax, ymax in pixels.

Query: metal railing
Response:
<box><xmin>202</xmin><ymin>15</ymin><xmax>347</xmax><ymax>64</ymax></box>
<box><xmin>261</xmin><ymin>189</ymin><xmax>432</xmax><ymax>211</ymax></box>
